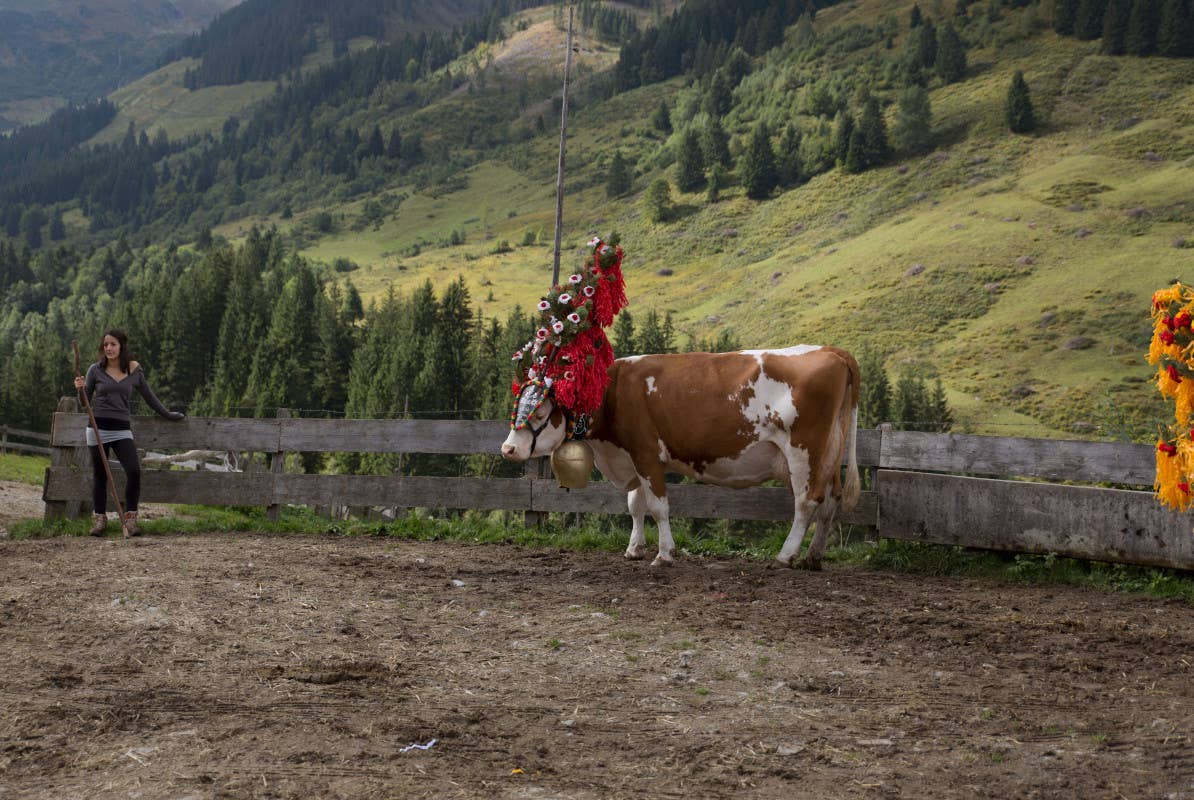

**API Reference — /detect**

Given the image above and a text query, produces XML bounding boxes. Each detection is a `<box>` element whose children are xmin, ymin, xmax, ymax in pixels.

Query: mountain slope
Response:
<box><xmin>0</xmin><ymin>0</ymin><xmax>240</xmax><ymax>129</ymax></box>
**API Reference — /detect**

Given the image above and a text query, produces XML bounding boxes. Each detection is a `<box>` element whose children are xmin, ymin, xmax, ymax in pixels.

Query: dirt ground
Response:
<box><xmin>1</xmin><ymin>529</ymin><xmax>1192</xmax><ymax>800</ymax></box>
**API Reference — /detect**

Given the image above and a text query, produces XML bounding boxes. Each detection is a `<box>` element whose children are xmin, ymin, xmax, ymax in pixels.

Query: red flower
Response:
<box><xmin>1168</xmin><ymin>364</ymin><xmax>1183</xmax><ymax>383</ymax></box>
<box><xmin>1180</xmin><ymin>482</ymin><xmax>1191</xmax><ymax>494</ymax></box>
<box><xmin>1159</xmin><ymin>442</ymin><xmax>1178</xmax><ymax>456</ymax></box>
<box><xmin>1160</xmin><ymin>330</ymin><xmax>1176</xmax><ymax>345</ymax></box>
<box><xmin>1176</xmin><ymin>312</ymin><xmax>1192</xmax><ymax>329</ymax></box>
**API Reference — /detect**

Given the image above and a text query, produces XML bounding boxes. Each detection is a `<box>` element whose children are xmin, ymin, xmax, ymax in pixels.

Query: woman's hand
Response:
<box><xmin>73</xmin><ymin>376</ymin><xmax>85</xmax><ymax>390</ymax></box>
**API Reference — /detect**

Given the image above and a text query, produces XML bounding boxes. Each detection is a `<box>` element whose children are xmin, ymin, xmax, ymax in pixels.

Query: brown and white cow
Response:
<box><xmin>500</xmin><ymin>345</ymin><xmax>861</xmax><ymax>569</ymax></box>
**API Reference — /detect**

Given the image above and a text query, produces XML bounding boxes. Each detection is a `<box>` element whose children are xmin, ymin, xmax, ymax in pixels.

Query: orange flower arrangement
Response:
<box><xmin>1149</xmin><ymin>283</ymin><xmax>1194</xmax><ymax>510</ymax></box>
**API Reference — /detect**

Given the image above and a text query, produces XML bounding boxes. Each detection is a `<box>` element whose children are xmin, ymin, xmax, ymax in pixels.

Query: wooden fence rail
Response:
<box><xmin>1</xmin><ymin>425</ymin><xmax>52</xmax><ymax>456</ymax></box>
<box><xmin>41</xmin><ymin>405</ymin><xmax>1194</xmax><ymax>571</ymax></box>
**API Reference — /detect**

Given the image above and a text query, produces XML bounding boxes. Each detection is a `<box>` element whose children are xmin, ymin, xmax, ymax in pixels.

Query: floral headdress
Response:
<box><xmin>510</xmin><ymin>237</ymin><xmax>627</xmax><ymax>429</ymax></box>
<box><xmin>1149</xmin><ymin>283</ymin><xmax>1194</xmax><ymax>510</ymax></box>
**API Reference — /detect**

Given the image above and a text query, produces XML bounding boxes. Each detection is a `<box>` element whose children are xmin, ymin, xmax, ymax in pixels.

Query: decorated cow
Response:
<box><xmin>501</xmin><ymin>239</ymin><xmax>860</xmax><ymax>569</ymax></box>
<box><xmin>503</xmin><ymin>346</ymin><xmax>860</xmax><ymax>568</ymax></box>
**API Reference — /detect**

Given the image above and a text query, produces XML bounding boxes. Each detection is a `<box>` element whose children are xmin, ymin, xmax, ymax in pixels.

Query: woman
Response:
<box><xmin>73</xmin><ymin>329</ymin><xmax>185</xmax><ymax>536</ymax></box>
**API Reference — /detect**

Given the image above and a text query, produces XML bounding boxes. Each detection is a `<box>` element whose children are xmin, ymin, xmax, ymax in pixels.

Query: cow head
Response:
<box><xmin>501</xmin><ymin>380</ymin><xmax>569</xmax><ymax>461</ymax></box>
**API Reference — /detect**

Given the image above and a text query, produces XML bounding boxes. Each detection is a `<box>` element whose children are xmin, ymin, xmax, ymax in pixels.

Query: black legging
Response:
<box><xmin>90</xmin><ymin>439</ymin><xmax>141</xmax><ymax>513</ymax></box>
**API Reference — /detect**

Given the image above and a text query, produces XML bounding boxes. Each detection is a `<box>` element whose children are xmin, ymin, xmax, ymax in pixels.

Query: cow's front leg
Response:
<box><xmin>641</xmin><ymin>484</ymin><xmax>675</xmax><ymax>567</ymax></box>
<box><xmin>623</xmin><ymin>487</ymin><xmax>648</xmax><ymax>560</ymax></box>
<box><xmin>797</xmin><ymin>496</ymin><xmax>838</xmax><ymax>570</ymax></box>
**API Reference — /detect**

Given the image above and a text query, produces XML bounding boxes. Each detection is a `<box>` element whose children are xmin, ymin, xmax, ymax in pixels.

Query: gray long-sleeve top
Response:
<box><xmin>84</xmin><ymin>363</ymin><xmax>172</xmax><ymax>422</ymax></box>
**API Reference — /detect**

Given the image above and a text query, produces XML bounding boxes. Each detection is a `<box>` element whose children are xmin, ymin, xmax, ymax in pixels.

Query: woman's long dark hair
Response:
<box><xmin>96</xmin><ymin>328</ymin><xmax>132</xmax><ymax>373</ymax></box>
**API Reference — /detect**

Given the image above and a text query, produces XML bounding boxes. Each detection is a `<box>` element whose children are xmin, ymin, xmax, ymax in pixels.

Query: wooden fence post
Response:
<box><xmin>524</xmin><ymin>457</ymin><xmax>547</xmax><ymax>527</ymax></box>
<box><xmin>1</xmin><ymin>426</ymin><xmax>7</xmax><ymax>454</ymax></box>
<box><xmin>44</xmin><ymin>396</ymin><xmax>82</xmax><ymax>520</ymax></box>
<box><xmin>266</xmin><ymin>408</ymin><xmax>289</xmax><ymax>521</ymax></box>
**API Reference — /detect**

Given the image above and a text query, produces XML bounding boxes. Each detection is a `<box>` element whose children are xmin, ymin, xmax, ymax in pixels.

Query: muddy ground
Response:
<box><xmin>1</xmin><ymin>532</ymin><xmax>1192</xmax><ymax>799</ymax></box>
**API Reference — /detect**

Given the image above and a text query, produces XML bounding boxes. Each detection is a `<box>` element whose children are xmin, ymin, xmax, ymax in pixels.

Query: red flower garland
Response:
<box><xmin>510</xmin><ymin>238</ymin><xmax>628</xmax><ymax>420</ymax></box>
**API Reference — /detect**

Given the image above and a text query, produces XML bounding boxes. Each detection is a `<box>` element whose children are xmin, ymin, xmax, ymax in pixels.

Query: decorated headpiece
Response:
<box><xmin>510</xmin><ymin>237</ymin><xmax>628</xmax><ymax>428</ymax></box>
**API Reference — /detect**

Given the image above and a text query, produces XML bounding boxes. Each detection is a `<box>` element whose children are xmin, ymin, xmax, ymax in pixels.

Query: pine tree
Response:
<box><xmin>935</xmin><ymin>23</ymin><xmax>967</xmax><ymax>83</ymax></box>
<box><xmin>910</xmin><ymin>3</ymin><xmax>923</xmax><ymax>27</ymax></box>
<box><xmin>701</xmin><ymin>117</ymin><xmax>732</xmax><ymax>167</ymax></box>
<box><xmin>643</xmin><ymin>178</ymin><xmax>674</xmax><ymax>223</ymax></box>
<box><xmin>20</xmin><ymin>207</ymin><xmax>43</xmax><ymax>250</ymax></box>
<box><xmin>1102</xmin><ymin>0</ymin><xmax>1132</xmax><ymax>53</ymax></box>
<box><xmin>1054</xmin><ymin>0</ymin><xmax>1078</xmax><ymax>33</ymax></box>
<box><xmin>701</xmin><ymin>70</ymin><xmax>733</xmax><ymax>118</ymax></box>
<box><xmin>675</xmin><ymin>128</ymin><xmax>706</xmax><ymax>193</ymax></box>
<box><xmin>1005</xmin><ymin>70</ymin><xmax>1036</xmax><ymax>133</ymax></box>
<box><xmin>49</xmin><ymin>210</ymin><xmax>66</xmax><ymax>242</ymax></box>
<box><xmin>342</xmin><ymin>279</ymin><xmax>364</xmax><ymax>321</ymax></box>
<box><xmin>928</xmin><ymin>378</ymin><xmax>954</xmax><ymax>432</ymax></box>
<box><xmin>636</xmin><ymin>309</ymin><xmax>675</xmax><ymax>354</ymax></box>
<box><xmin>612</xmin><ymin>310</ymin><xmax>637</xmax><ymax>358</ymax></box>
<box><xmin>892</xmin><ymin>83</ymin><xmax>933</xmax><ymax>154</ymax></box>
<box><xmin>858</xmin><ymin>349</ymin><xmax>891</xmax><ymax>429</ymax></box>
<box><xmin>365</xmin><ymin>125</ymin><xmax>384</xmax><ymax>158</ymax></box>
<box><xmin>606</xmin><ymin>150</ymin><xmax>633</xmax><ymax>198</ymax></box>
<box><xmin>832</xmin><ymin>110</ymin><xmax>855</xmax><ymax>166</ymax></box>
<box><xmin>1157</xmin><ymin>0</ymin><xmax>1193</xmax><ymax>56</ymax></box>
<box><xmin>740</xmin><ymin>121</ymin><xmax>778</xmax><ymax>199</ymax></box>
<box><xmin>777</xmin><ymin>123</ymin><xmax>803</xmax><ymax>188</ymax></box>
<box><xmin>915</xmin><ymin>18</ymin><xmax>938</xmax><ymax>72</ymax></box>
<box><xmin>1126</xmin><ymin>0</ymin><xmax>1159</xmax><ymax>54</ymax></box>
<box><xmin>706</xmin><ymin>163</ymin><xmax>728</xmax><ymax>202</ymax></box>
<box><xmin>651</xmin><ymin>99</ymin><xmax>672</xmax><ymax>133</ymax></box>
<box><xmin>386</xmin><ymin>127</ymin><xmax>402</xmax><ymax>159</ymax></box>
<box><xmin>1076</xmin><ymin>0</ymin><xmax>1109</xmax><ymax>38</ymax></box>
<box><xmin>846</xmin><ymin>96</ymin><xmax>890</xmax><ymax>172</ymax></box>
<box><xmin>893</xmin><ymin>372</ymin><xmax>929</xmax><ymax>430</ymax></box>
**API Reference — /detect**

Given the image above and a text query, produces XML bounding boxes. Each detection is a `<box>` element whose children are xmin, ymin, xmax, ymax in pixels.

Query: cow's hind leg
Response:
<box><xmin>644</xmin><ymin>483</ymin><xmax>676</xmax><ymax>567</ymax></box>
<box><xmin>796</xmin><ymin>496</ymin><xmax>839</xmax><ymax>570</ymax></box>
<box><xmin>624</xmin><ymin>487</ymin><xmax>649</xmax><ymax>560</ymax></box>
<box><xmin>776</xmin><ymin>494</ymin><xmax>820</xmax><ymax>567</ymax></box>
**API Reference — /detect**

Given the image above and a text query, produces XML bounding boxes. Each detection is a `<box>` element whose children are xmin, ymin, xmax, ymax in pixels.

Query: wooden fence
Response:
<box><xmin>40</xmin><ymin>399</ymin><xmax>1194</xmax><ymax>571</ymax></box>
<box><xmin>1</xmin><ymin>425</ymin><xmax>51</xmax><ymax>456</ymax></box>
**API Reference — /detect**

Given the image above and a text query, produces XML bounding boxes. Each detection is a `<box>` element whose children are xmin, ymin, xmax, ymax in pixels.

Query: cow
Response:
<box><xmin>500</xmin><ymin>345</ymin><xmax>861</xmax><ymax>569</ymax></box>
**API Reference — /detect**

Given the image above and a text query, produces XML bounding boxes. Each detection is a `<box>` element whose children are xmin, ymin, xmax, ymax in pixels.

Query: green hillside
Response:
<box><xmin>212</xmin><ymin>0</ymin><xmax>1190</xmax><ymax>438</ymax></box>
<box><xmin>2</xmin><ymin>0</ymin><xmax>1192</xmax><ymax>442</ymax></box>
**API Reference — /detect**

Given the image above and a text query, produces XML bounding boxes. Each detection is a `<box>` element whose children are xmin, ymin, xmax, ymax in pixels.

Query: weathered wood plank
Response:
<box><xmin>279</xmin><ymin>418</ymin><xmax>509</xmax><ymax>454</ymax></box>
<box><xmin>876</xmin><ymin>470</ymin><xmax>1194</xmax><ymax>570</ymax></box>
<box><xmin>855</xmin><ymin>428</ymin><xmax>880</xmax><ymax>467</ymax></box>
<box><xmin>879</xmin><ymin>431</ymin><xmax>1153</xmax><ymax>486</ymax></box>
<box><xmin>50</xmin><ymin>414</ymin><xmax>279</xmax><ymax>451</ymax></box>
<box><xmin>45</xmin><ymin>468</ymin><xmax>277</xmax><ymax>507</ymax></box>
<box><xmin>272</xmin><ymin>474</ymin><xmax>530</xmax><ymax>510</ymax></box>
<box><xmin>530</xmin><ymin>479</ymin><xmax>878</xmax><ymax>525</ymax></box>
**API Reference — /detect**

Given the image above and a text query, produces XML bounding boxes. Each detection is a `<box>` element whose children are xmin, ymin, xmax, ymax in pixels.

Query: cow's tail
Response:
<box><xmin>840</xmin><ymin>357</ymin><xmax>861</xmax><ymax>513</ymax></box>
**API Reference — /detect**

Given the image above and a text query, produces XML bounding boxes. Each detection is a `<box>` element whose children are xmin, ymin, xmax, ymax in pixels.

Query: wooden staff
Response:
<box><xmin>73</xmin><ymin>339</ymin><xmax>127</xmax><ymax>539</ymax></box>
<box><xmin>550</xmin><ymin>6</ymin><xmax>575</xmax><ymax>288</ymax></box>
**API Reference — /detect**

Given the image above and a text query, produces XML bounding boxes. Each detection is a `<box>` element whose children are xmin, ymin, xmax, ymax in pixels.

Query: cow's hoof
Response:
<box><xmin>649</xmin><ymin>554</ymin><xmax>674</xmax><ymax>568</ymax></box>
<box><xmin>624</xmin><ymin>545</ymin><xmax>647</xmax><ymax>560</ymax></box>
<box><xmin>794</xmin><ymin>557</ymin><xmax>823</xmax><ymax>571</ymax></box>
<box><xmin>771</xmin><ymin>558</ymin><xmax>794</xmax><ymax>570</ymax></box>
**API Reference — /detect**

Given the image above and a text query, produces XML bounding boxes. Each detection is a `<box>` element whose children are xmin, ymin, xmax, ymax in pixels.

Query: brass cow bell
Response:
<box><xmin>551</xmin><ymin>439</ymin><xmax>593</xmax><ymax>490</ymax></box>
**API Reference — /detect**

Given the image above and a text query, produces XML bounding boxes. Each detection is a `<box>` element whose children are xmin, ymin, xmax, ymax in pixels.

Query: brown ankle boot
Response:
<box><xmin>89</xmin><ymin>513</ymin><xmax>108</xmax><ymax>536</ymax></box>
<box><xmin>122</xmin><ymin>510</ymin><xmax>140</xmax><ymax>537</ymax></box>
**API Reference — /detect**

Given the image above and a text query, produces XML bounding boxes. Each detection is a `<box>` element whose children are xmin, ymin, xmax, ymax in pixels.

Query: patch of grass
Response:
<box><xmin>0</xmin><ymin>453</ymin><xmax>48</xmax><ymax>485</ymax></box>
<box><xmin>10</xmin><ymin>506</ymin><xmax>1193</xmax><ymax>604</ymax></box>
<box><xmin>857</xmin><ymin>539</ymin><xmax>1194</xmax><ymax>602</ymax></box>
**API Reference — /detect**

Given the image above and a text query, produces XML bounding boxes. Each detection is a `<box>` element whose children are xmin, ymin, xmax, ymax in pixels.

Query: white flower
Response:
<box><xmin>600</xmin><ymin>244</ymin><xmax>612</xmax><ymax>254</ymax></box>
<box><xmin>588</xmin><ymin>236</ymin><xmax>602</xmax><ymax>247</ymax></box>
<box><xmin>511</xmin><ymin>351</ymin><xmax>523</xmax><ymax>361</ymax></box>
<box><xmin>567</xmin><ymin>313</ymin><xmax>581</xmax><ymax>324</ymax></box>
<box><xmin>568</xmin><ymin>273</ymin><xmax>583</xmax><ymax>284</ymax></box>
<box><xmin>582</xmin><ymin>286</ymin><xmax>596</xmax><ymax>297</ymax></box>
<box><xmin>551</xmin><ymin>320</ymin><xmax>565</xmax><ymax>333</ymax></box>
<box><xmin>536</xmin><ymin>300</ymin><xmax>551</xmax><ymax>312</ymax></box>
<box><xmin>535</xmin><ymin>327</ymin><xmax>548</xmax><ymax>340</ymax></box>
<box><xmin>558</xmin><ymin>293</ymin><xmax>572</xmax><ymax>305</ymax></box>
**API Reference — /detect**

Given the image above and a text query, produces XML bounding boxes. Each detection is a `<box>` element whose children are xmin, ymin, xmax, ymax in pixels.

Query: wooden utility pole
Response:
<box><xmin>551</xmin><ymin>7</ymin><xmax>575</xmax><ymax>288</ymax></box>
